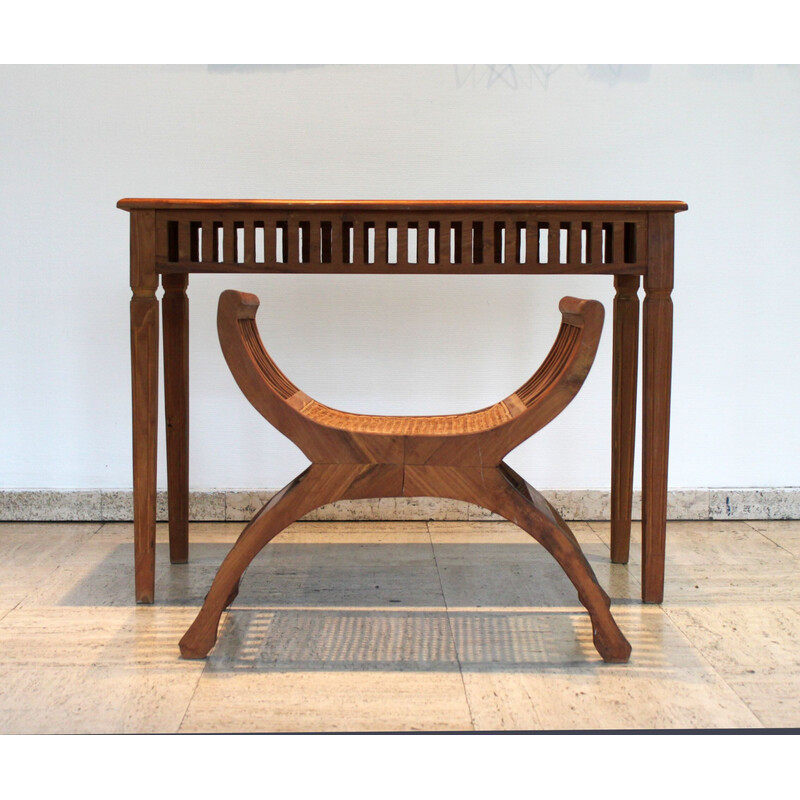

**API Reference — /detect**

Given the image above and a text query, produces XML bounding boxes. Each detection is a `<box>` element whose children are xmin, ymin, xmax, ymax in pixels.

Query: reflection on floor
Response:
<box><xmin>0</xmin><ymin>518</ymin><xmax>798</xmax><ymax>732</ymax></box>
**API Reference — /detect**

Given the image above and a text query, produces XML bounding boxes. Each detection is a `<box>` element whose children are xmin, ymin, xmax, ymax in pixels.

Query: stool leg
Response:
<box><xmin>406</xmin><ymin>464</ymin><xmax>631</xmax><ymax>663</ymax></box>
<box><xmin>493</xmin><ymin>464</ymin><xmax>630</xmax><ymax>662</ymax></box>
<box><xmin>180</xmin><ymin>464</ymin><xmax>352</xmax><ymax>658</ymax></box>
<box><xmin>179</xmin><ymin>463</ymin><xmax>377</xmax><ymax>659</ymax></box>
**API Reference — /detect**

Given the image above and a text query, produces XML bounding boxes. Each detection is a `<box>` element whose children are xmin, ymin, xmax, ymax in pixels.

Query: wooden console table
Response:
<box><xmin>119</xmin><ymin>198</ymin><xmax>687</xmax><ymax>606</ymax></box>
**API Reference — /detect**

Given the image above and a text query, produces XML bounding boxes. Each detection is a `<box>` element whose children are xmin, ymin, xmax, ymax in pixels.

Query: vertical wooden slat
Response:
<box><xmin>222</xmin><ymin>220</ymin><xmax>235</xmax><ymax>264</ymax></box>
<box><xmin>243</xmin><ymin>219</ymin><xmax>256</xmax><ymax>265</ymax></box>
<box><xmin>156</xmin><ymin>217</ymin><xmax>170</xmax><ymax>263</ymax></box>
<box><xmin>633</xmin><ymin>220</ymin><xmax>646</xmax><ymax>263</ymax></box>
<box><xmin>375</xmin><ymin>221</ymin><xmax>388</xmax><ymax>266</ymax></box>
<box><xmin>330</xmin><ymin>218</ymin><xmax>343</xmax><ymax>265</ymax></box>
<box><xmin>591</xmin><ymin>222</ymin><xmax>603</xmax><ymax>266</ymax></box>
<box><xmin>456</xmin><ymin>220</ymin><xmax>468</xmax><ymax>265</ymax></box>
<box><xmin>567</xmin><ymin>221</ymin><xmax>581</xmax><ymax>266</ymax></box>
<box><xmin>396</xmin><ymin>220</ymin><xmax>408</xmax><ymax>266</ymax></box>
<box><xmin>504</xmin><ymin>220</ymin><xmax>516</xmax><ymax>265</ymax></box>
<box><xmin>432</xmin><ymin>221</ymin><xmax>442</xmax><ymax>264</ymax></box>
<box><xmin>548</xmin><ymin>222</ymin><xmax>560</xmax><ymax>265</ymax></box>
<box><xmin>419</xmin><ymin>221</ymin><xmax>430</xmax><ymax>266</ymax></box>
<box><xmin>262</xmin><ymin>219</ymin><xmax>275</xmax><ymax>265</ymax></box>
<box><xmin>177</xmin><ymin>221</ymin><xmax>191</xmax><ymax>262</ymax></box>
<box><xmin>283</xmin><ymin>220</ymin><xmax>295</xmax><ymax>265</ymax></box>
<box><xmin>484</xmin><ymin>220</ymin><xmax>498</xmax><ymax>265</ymax></box>
<box><xmin>201</xmin><ymin>221</ymin><xmax>214</xmax><ymax>264</ymax></box>
<box><xmin>612</xmin><ymin>221</ymin><xmax>625</xmax><ymax>266</ymax></box>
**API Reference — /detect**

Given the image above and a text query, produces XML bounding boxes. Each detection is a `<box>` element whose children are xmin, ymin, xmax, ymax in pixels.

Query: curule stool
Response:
<box><xmin>179</xmin><ymin>289</ymin><xmax>632</xmax><ymax>663</ymax></box>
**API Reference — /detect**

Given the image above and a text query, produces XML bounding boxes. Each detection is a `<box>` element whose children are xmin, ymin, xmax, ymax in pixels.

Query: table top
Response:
<box><xmin>118</xmin><ymin>198</ymin><xmax>689</xmax><ymax>213</ymax></box>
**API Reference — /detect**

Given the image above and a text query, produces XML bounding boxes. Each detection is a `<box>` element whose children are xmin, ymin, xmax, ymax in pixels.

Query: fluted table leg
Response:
<box><xmin>610</xmin><ymin>274</ymin><xmax>640</xmax><ymax>564</ymax></box>
<box><xmin>642</xmin><ymin>213</ymin><xmax>674</xmax><ymax>603</ymax></box>
<box><xmin>162</xmin><ymin>273</ymin><xmax>189</xmax><ymax>564</ymax></box>
<box><xmin>130</xmin><ymin>210</ymin><xmax>159</xmax><ymax>604</ymax></box>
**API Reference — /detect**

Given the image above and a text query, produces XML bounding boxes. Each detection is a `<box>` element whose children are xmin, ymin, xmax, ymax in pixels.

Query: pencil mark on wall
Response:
<box><xmin>207</xmin><ymin>64</ymin><xmax>327</xmax><ymax>74</ymax></box>
<box><xmin>530</xmin><ymin>65</ymin><xmax>562</xmax><ymax>88</ymax></box>
<box><xmin>585</xmin><ymin>64</ymin><xmax>651</xmax><ymax>85</ymax></box>
<box><xmin>455</xmin><ymin>64</ymin><xmax>562</xmax><ymax>90</ymax></box>
<box><xmin>487</xmin><ymin>65</ymin><xmax>519</xmax><ymax>89</ymax></box>
<box><xmin>454</xmin><ymin>64</ymin><xmax>653</xmax><ymax>89</ymax></box>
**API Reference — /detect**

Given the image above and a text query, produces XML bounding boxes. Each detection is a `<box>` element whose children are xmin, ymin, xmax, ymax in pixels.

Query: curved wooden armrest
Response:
<box><xmin>514</xmin><ymin>296</ymin><xmax>604</xmax><ymax>406</ymax></box>
<box><xmin>218</xmin><ymin>289</ymin><xmax>604</xmax><ymax>462</ymax></box>
<box><xmin>498</xmin><ymin>296</ymin><xmax>604</xmax><ymax>450</ymax></box>
<box><xmin>217</xmin><ymin>290</ymin><xmax>313</xmax><ymax>438</ymax></box>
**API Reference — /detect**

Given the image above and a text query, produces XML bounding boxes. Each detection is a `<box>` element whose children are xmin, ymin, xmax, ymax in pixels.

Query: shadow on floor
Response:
<box><xmin>56</xmin><ymin>539</ymin><xmax>670</xmax><ymax>672</ymax></box>
<box><xmin>201</xmin><ymin>606</ymin><xmax>659</xmax><ymax>673</ymax></box>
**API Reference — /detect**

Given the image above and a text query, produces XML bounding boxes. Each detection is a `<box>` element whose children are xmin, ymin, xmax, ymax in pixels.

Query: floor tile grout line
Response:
<box><xmin>425</xmin><ymin>521</ymin><xmax>477</xmax><ymax>731</ymax></box>
<box><xmin>659</xmin><ymin>605</ymin><xmax>766</xmax><ymax>729</ymax></box>
<box><xmin>702</xmin><ymin>668</ymin><xmax>782</xmax><ymax>730</ymax></box>
<box><xmin>0</xmin><ymin>522</ymin><xmax>105</xmax><ymax>619</ymax></box>
<box><xmin>174</xmin><ymin>564</ymin><xmax>215</xmax><ymax>733</ymax></box>
<box><xmin>742</xmin><ymin>520</ymin><xmax>798</xmax><ymax>558</ymax></box>
<box><xmin>581</xmin><ymin>517</ymin><xmax>770</xmax><ymax>727</ymax></box>
<box><xmin>175</xmin><ymin>660</ymin><xmax>208</xmax><ymax>733</ymax></box>
<box><xmin>0</xmin><ymin>598</ymin><xmax>24</xmax><ymax>626</ymax></box>
<box><xmin>584</xmin><ymin>521</ymin><xmax>612</xmax><ymax>551</ymax></box>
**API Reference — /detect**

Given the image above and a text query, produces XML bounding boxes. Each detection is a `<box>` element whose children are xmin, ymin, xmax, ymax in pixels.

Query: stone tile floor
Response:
<box><xmin>0</xmin><ymin>519</ymin><xmax>798</xmax><ymax>733</ymax></box>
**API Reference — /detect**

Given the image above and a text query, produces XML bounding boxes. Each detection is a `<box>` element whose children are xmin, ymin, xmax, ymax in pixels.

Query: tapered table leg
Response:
<box><xmin>162</xmin><ymin>273</ymin><xmax>189</xmax><ymax>564</ymax></box>
<box><xmin>130</xmin><ymin>211</ymin><xmax>159</xmax><ymax>604</ymax></box>
<box><xmin>610</xmin><ymin>275</ymin><xmax>640</xmax><ymax>564</ymax></box>
<box><xmin>642</xmin><ymin>213</ymin><xmax>674</xmax><ymax>603</ymax></box>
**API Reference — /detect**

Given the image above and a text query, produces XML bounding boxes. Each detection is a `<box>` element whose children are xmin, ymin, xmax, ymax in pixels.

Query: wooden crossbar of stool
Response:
<box><xmin>179</xmin><ymin>290</ymin><xmax>632</xmax><ymax>662</ymax></box>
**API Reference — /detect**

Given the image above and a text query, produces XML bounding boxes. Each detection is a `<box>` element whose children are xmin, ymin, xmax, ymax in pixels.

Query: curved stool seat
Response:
<box><xmin>180</xmin><ymin>290</ymin><xmax>632</xmax><ymax>663</ymax></box>
<box><xmin>300</xmin><ymin>399</ymin><xmax>513</xmax><ymax>436</ymax></box>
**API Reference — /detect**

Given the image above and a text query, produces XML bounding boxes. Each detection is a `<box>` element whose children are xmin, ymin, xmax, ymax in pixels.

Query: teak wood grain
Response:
<box><xmin>120</xmin><ymin>199</ymin><xmax>687</xmax><ymax>613</ymax></box>
<box><xmin>179</xmin><ymin>291</ymin><xmax>631</xmax><ymax>662</ymax></box>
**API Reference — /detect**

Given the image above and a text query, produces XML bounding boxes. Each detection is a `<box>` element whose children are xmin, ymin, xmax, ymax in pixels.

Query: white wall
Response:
<box><xmin>1</xmin><ymin>64</ymin><xmax>798</xmax><ymax>491</ymax></box>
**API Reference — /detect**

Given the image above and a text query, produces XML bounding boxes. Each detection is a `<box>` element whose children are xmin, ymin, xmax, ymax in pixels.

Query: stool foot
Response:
<box><xmin>497</xmin><ymin>464</ymin><xmax>631</xmax><ymax>663</ymax></box>
<box><xmin>179</xmin><ymin>463</ymin><xmax>387</xmax><ymax>659</ymax></box>
<box><xmin>502</xmin><ymin>465</ymin><xmax>631</xmax><ymax>662</ymax></box>
<box><xmin>406</xmin><ymin>462</ymin><xmax>631</xmax><ymax>663</ymax></box>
